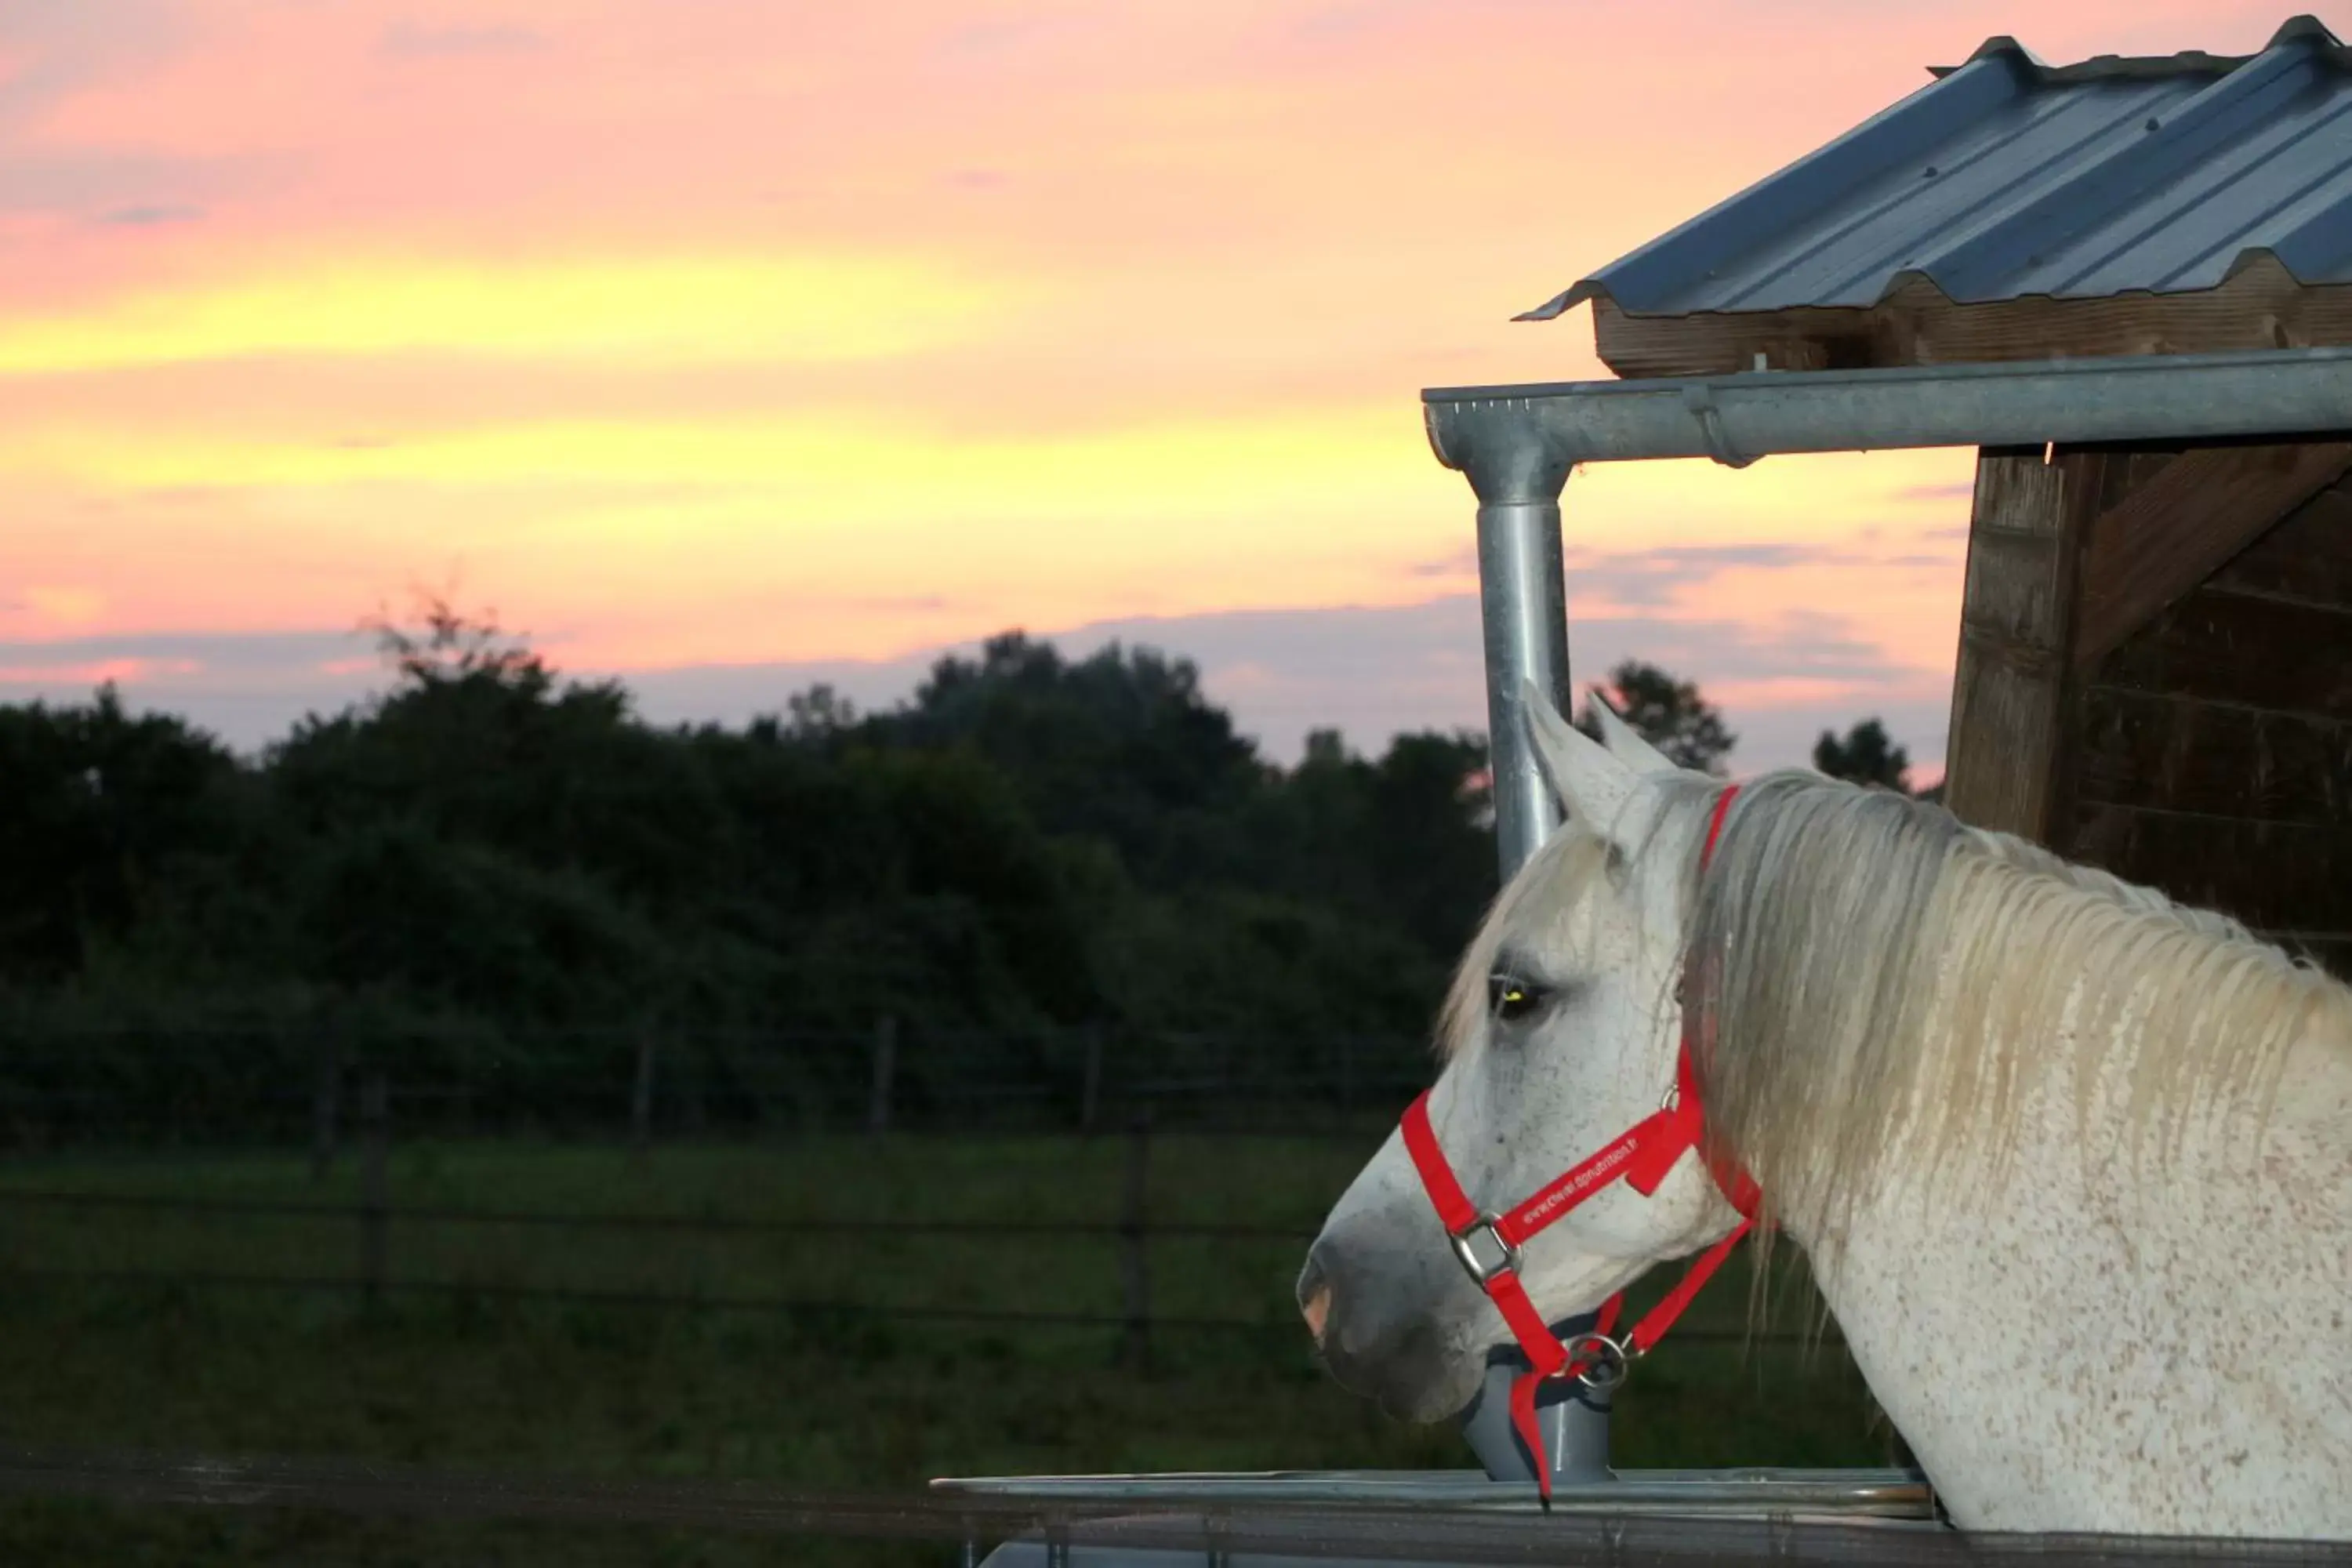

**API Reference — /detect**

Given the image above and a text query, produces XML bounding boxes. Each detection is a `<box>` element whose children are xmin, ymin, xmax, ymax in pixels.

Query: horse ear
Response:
<box><xmin>1520</xmin><ymin>681</ymin><xmax>1635</xmax><ymax>833</ymax></box>
<box><xmin>1584</xmin><ymin>688</ymin><xmax>1679</xmax><ymax>775</ymax></box>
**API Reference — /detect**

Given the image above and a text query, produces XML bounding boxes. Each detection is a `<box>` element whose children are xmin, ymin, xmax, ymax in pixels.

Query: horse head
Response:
<box><xmin>1294</xmin><ymin>687</ymin><xmax>1749</xmax><ymax>1422</ymax></box>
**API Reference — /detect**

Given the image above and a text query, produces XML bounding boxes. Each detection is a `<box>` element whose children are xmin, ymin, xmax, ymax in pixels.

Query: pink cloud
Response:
<box><xmin>0</xmin><ymin>655</ymin><xmax>202</xmax><ymax>686</ymax></box>
<box><xmin>1</xmin><ymin>0</ymin><xmax>2285</xmax><ymax>762</ymax></box>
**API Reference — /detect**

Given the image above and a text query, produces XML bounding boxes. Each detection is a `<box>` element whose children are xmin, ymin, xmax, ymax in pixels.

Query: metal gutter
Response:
<box><xmin>1422</xmin><ymin>347</ymin><xmax>2352</xmax><ymax>475</ymax></box>
<box><xmin>1428</xmin><ymin>345</ymin><xmax>2352</xmax><ymax>936</ymax></box>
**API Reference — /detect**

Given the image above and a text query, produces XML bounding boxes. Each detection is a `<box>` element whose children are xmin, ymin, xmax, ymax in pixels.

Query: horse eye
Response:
<box><xmin>1487</xmin><ymin>973</ymin><xmax>1550</xmax><ymax>1025</ymax></box>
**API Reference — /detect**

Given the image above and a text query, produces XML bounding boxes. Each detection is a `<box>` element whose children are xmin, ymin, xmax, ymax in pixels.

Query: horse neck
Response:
<box><xmin>1793</xmin><ymin>994</ymin><xmax>2352</xmax><ymax>1537</ymax></box>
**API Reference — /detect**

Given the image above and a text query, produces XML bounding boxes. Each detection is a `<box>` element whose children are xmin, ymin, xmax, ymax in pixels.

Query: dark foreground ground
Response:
<box><xmin>0</xmin><ymin>1136</ymin><xmax>1891</xmax><ymax>1564</ymax></box>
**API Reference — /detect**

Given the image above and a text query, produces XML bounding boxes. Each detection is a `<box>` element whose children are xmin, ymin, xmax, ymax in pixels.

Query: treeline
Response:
<box><xmin>0</xmin><ymin>603</ymin><xmax>1919</xmax><ymax>1083</ymax></box>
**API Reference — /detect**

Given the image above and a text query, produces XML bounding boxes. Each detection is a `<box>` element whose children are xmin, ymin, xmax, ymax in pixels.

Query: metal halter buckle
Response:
<box><xmin>1561</xmin><ymin>1331</ymin><xmax>1633</xmax><ymax>1393</ymax></box>
<box><xmin>1446</xmin><ymin>1214</ymin><xmax>1522</xmax><ymax>1286</ymax></box>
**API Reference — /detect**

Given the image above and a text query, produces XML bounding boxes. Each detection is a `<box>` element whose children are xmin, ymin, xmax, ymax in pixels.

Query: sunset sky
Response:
<box><xmin>0</xmin><ymin>1</ymin><xmax>2303</xmax><ymax>776</ymax></box>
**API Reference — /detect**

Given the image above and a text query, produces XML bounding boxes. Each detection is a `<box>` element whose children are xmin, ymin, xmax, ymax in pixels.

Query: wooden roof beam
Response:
<box><xmin>2074</xmin><ymin>440</ymin><xmax>2352</xmax><ymax>670</ymax></box>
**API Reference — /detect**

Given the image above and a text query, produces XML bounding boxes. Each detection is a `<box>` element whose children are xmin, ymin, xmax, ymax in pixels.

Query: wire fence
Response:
<box><xmin>0</xmin><ymin>1109</ymin><xmax>1845</xmax><ymax>1353</ymax></box>
<box><xmin>0</xmin><ymin>1025</ymin><xmax>1854</xmax><ymax>1356</ymax></box>
<box><xmin>0</xmin><ymin>1185</ymin><xmax>1318</xmax><ymax>1240</ymax></box>
<box><xmin>0</xmin><ymin>1035</ymin><xmax>1348</xmax><ymax>1356</ymax></box>
<box><xmin>0</xmin><ymin>1016</ymin><xmax>1436</xmax><ymax>1152</ymax></box>
<box><xmin>0</xmin><ymin>1160</ymin><xmax>1298</xmax><ymax>1352</ymax></box>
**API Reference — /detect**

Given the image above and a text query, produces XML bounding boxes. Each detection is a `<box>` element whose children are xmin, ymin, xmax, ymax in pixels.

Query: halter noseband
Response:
<box><xmin>1399</xmin><ymin>784</ymin><xmax>1759</xmax><ymax>1501</ymax></box>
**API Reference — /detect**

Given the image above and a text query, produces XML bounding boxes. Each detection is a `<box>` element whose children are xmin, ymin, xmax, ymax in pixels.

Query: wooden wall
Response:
<box><xmin>1944</xmin><ymin>439</ymin><xmax>2352</xmax><ymax>978</ymax></box>
<box><xmin>1590</xmin><ymin>256</ymin><xmax>2352</xmax><ymax>379</ymax></box>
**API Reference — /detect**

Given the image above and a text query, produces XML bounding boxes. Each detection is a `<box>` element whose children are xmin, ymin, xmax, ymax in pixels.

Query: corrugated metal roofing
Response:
<box><xmin>1524</xmin><ymin>15</ymin><xmax>2352</xmax><ymax>321</ymax></box>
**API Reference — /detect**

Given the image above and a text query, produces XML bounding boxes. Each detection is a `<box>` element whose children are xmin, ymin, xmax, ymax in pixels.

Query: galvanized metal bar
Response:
<box><xmin>934</xmin><ymin>1467</ymin><xmax>1934</xmax><ymax>1518</ymax></box>
<box><xmin>1425</xmin><ymin>373</ymin><xmax>1610</xmax><ymax>1490</ymax></box>
<box><xmin>1476</xmin><ymin>499</ymin><xmax>1571</xmax><ymax>878</ymax></box>
<box><xmin>1432</xmin><ymin>402</ymin><xmax>1581</xmax><ymax>881</ymax></box>
<box><xmin>1424</xmin><ymin>347</ymin><xmax>2352</xmax><ymax>473</ymax></box>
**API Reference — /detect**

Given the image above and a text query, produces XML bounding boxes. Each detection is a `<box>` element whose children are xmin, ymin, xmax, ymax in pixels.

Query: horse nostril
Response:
<box><xmin>1296</xmin><ymin>1253</ymin><xmax>1333</xmax><ymax>1343</ymax></box>
<box><xmin>1301</xmin><ymin>1282</ymin><xmax>1332</xmax><ymax>1341</ymax></box>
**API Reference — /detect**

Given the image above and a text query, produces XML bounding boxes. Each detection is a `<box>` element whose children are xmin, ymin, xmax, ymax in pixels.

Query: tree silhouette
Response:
<box><xmin>1576</xmin><ymin>660</ymin><xmax>1737</xmax><ymax>775</ymax></box>
<box><xmin>1813</xmin><ymin>719</ymin><xmax>1911</xmax><ymax>793</ymax></box>
<box><xmin>361</xmin><ymin>592</ymin><xmax>549</xmax><ymax>695</ymax></box>
<box><xmin>0</xmin><ymin>616</ymin><xmax>1805</xmax><ymax>1087</ymax></box>
<box><xmin>784</xmin><ymin>684</ymin><xmax>859</xmax><ymax>741</ymax></box>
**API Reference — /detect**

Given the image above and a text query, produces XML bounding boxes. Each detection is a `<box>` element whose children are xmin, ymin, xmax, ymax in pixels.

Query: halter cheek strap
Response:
<box><xmin>1399</xmin><ymin>784</ymin><xmax>1759</xmax><ymax>1503</ymax></box>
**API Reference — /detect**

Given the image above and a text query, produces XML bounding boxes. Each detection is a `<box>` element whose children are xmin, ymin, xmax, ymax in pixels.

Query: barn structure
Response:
<box><xmin>1417</xmin><ymin>12</ymin><xmax>2352</xmax><ymax>1499</ymax></box>
<box><xmin>934</xmin><ymin>19</ymin><xmax>2352</xmax><ymax>1561</ymax></box>
<box><xmin>1459</xmin><ymin>14</ymin><xmax>2352</xmax><ymax>982</ymax></box>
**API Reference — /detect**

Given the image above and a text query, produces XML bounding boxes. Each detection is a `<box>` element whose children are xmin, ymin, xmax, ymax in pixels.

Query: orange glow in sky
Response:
<box><xmin>0</xmin><ymin>2</ymin><xmax>2298</xmax><ymax>771</ymax></box>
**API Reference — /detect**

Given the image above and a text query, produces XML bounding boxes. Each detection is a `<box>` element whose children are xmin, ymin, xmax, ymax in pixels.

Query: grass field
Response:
<box><xmin>0</xmin><ymin>1134</ymin><xmax>1896</xmax><ymax>1564</ymax></box>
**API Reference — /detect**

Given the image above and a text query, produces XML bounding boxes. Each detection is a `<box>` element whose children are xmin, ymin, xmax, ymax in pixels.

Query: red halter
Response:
<box><xmin>1399</xmin><ymin>784</ymin><xmax>1759</xmax><ymax>1501</ymax></box>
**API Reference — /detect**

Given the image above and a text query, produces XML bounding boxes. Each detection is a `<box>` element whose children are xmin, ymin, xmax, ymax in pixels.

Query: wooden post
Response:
<box><xmin>1079</xmin><ymin>1021</ymin><xmax>1104</xmax><ymax>1137</ymax></box>
<box><xmin>1942</xmin><ymin>446</ymin><xmax>2107</xmax><ymax>843</ymax></box>
<box><xmin>1946</xmin><ymin>437</ymin><xmax>2352</xmax><ymax>851</ymax></box>
<box><xmin>359</xmin><ymin>1069</ymin><xmax>388</xmax><ymax>1312</ymax></box>
<box><xmin>630</xmin><ymin>1029</ymin><xmax>658</xmax><ymax>1157</ymax></box>
<box><xmin>1119</xmin><ymin>1110</ymin><xmax>1152</xmax><ymax>1369</ymax></box>
<box><xmin>868</xmin><ymin>1015</ymin><xmax>897</xmax><ymax>1135</ymax></box>
<box><xmin>309</xmin><ymin>1026</ymin><xmax>341</xmax><ymax>1184</ymax></box>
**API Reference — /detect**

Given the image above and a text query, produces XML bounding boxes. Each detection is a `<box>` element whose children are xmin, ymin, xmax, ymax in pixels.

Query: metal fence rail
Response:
<box><xmin>0</xmin><ymin>1180</ymin><xmax>1849</xmax><ymax>1348</ymax></box>
<box><xmin>0</xmin><ymin>1017</ymin><xmax>1437</xmax><ymax>1149</ymax></box>
<box><xmin>0</xmin><ymin>1185</ymin><xmax>1321</xmax><ymax>1240</ymax></box>
<box><xmin>0</xmin><ymin>1030</ymin><xmax>1854</xmax><ymax>1355</ymax></box>
<box><xmin>0</xmin><ymin>1268</ymin><xmax>1305</xmax><ymax>1334</ymax></box>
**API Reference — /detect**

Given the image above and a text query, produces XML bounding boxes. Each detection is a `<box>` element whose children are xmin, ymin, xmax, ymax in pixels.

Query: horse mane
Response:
<box><xmin>1663</xmin><ymin>771</ymin><xmax>2352</xmax><ymax>1261</ymax></box>
<box><xmin>1440</xmin><ymin>771</ymin><xmax>2352</xmax><ymax>1279</ymax></box>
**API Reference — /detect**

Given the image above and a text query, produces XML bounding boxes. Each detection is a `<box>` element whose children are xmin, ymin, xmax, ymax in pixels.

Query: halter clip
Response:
<box><xmin>1446</xmin><ymin>1215</ymin><xmax>1522</xmax><ymax>1286</ymax></box>
<box><xmin>1561</xmin><ymin>1330</ymin><xmax>1633</xmax><ymax>1392</ymax></box>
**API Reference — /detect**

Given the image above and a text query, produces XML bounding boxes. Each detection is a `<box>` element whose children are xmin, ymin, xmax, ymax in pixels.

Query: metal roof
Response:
<box><xmin>1523</xmin><ymin>15</ymin><xmax>2352</xmax><ymax>321</ymax></box>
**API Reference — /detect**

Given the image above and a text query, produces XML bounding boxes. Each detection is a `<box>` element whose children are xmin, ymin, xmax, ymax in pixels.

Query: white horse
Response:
<box><xmin>1298</xmin><ymin>689</ymin><xmax>2352</xmax><ymax>1538</ymax></box>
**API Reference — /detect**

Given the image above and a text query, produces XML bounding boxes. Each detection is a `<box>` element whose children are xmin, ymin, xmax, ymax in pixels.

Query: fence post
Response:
<box><xmin>1079</xmin><ymin>1021</ymin><xmax>1104</xmax><ymax>1138</ymax></box>
<box><xmin>684</xmin><ymin>1039</ymin><xmax>709</xmax><ymax>1139</ymax></box>
<box><xmin>454</xmin><ymin>1045</ymin><xmax>474</xmax><ymax>1141</ymax></box>
<box><xmin>1119</xmin><ymin>1109</ymin><xmax>1152</xmax><ymax>1368</ymax></box>
<box><xmin>868</xmin><ymin>1015</ymin><xmax>897</xmax><ymax>1135</ymax></box>
<box><xmin>631</xmin><ymin>1028</ymin><xmax>658</xmax><ymax>1157</ymax></box>
<box><xmin>309</xmin><ymin>1026</ymin><xmax>341</xmax><ymax>1184</ymax></box>
<box><xmin>360</xmin><ymin>1069</ymin><xmax>388</xmax><ymax>1313</ymax></box>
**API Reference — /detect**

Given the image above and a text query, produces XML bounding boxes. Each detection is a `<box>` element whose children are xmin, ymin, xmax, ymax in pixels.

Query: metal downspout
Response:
<box><xmin>1422</xmin><ymin>399</ymin><xmax>1615</xmax><ymax>1490</ymax></box>
<box><xmin>1445</xmin><ymin>404</ymin><xmax>1577</xmax><ymax>878</ymax></box>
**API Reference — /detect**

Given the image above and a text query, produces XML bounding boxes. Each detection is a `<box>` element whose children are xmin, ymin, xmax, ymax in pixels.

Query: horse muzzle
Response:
<box><xmin>1295</xmin><ymin>1236</ymin><xmax>1479</xmax><ymax>1422</ymax></box>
